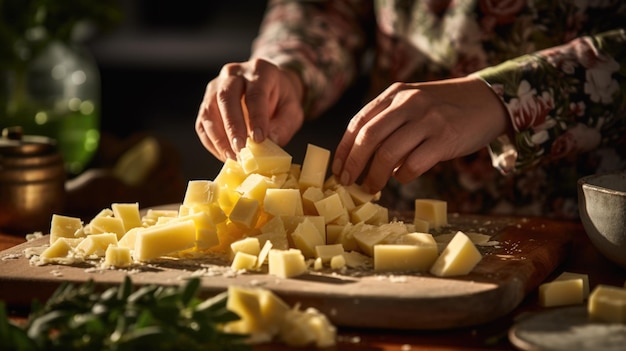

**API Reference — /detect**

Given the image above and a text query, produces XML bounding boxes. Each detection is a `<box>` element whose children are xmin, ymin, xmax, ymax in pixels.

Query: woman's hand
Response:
<box><xmin>195</xmin><ymin>58</ymin><xmax>305</xmax><ymax>161</ymax></box>
<box><xmin>331</xmin><ymin>76</ymin><xmax>510</xmax><ymax>193</ymax></box>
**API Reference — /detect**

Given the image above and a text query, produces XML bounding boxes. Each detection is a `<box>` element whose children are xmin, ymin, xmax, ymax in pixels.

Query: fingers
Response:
<box><xmin>217</xmin><ymin>63</ymin><xmax>249</xmax><ymax>153</ymax></box>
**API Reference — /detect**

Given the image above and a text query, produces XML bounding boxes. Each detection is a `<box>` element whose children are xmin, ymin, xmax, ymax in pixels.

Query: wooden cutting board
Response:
<box><xmin>0</xmin><ymin>214</ymin><xmax>573</xmax><ymax>330</ymax></box>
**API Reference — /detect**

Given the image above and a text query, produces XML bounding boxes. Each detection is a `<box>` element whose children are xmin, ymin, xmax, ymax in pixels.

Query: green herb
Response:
<box><xmin>0</xmin><ymin>277</ymin><xmax>251</xmax><ymax>351</ymax></box>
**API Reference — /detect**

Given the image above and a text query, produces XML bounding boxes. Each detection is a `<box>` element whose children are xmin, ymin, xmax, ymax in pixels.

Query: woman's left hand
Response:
<box><xmin>331</xmin><ymin>76</ymin><xmax>510</xmax><ymax>193</ymax></box>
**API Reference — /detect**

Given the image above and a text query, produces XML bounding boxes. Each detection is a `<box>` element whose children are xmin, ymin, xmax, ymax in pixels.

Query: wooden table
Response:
<box><xmin>2</xmin><ymin>219</ymin><xmax>625</xmax><ymax>351</ymax></box>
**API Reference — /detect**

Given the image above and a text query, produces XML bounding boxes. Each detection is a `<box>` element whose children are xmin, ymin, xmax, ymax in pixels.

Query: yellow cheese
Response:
<box><xmin>89</xmin><ymin>216</ymin><xmax>126</xmax><ymax>240</ymax></box>
<box><xmin>313</xmin><ymin>257</ymin><xmax>323</xmax><ymax>270</ymax></box>
<box><xmin>231</xmin><ymin>251</ymin><xmax>258</xmax><ymax>271</ymax></box>
<box><xmin>40</xmin><ymin>237</ymin><xmax>74</xmax><ymax>259</ymax></box>
<box><xmin>256</xmin><ymin>240</ymin><xmax>273</xmax><ymax>268</ymax></box>
<box><xmin>342</xmin><ymin>251</ymin><xmax>372</xmax><ymax>269</ymax></box>
<box><xmin>414</xmin><ymin>199</ymin><xmax>448</xmax><ymax>229</ymax></box>
<box><xmin>281</xmin><ymin>216</ymin><xmax>326</xmax><ymax>242</ymax></box>
<box><xmin>214</xmin><ymin>158</ymin><xmax>247</xmax><ymax>189</ymax></box>
<box><xmin>279</xmin><ymin>307</ymin><xmax>336</xmax><ymax>348</ymax></box>
<box><xmin>334</xmin><ymin>185</ymin><xmax>356</xmax><ymax>211</ymax></box>
<box><xmin>238</xmin><ymin>138</ymin><xmax>292</xmax><ymax>175</ymax></box>
<box><xmin>258</xmin><ymin>288</ymin><xmax>290</xmax><ymax>335</ymax></box>
<box><xmin>350</xmin><ymin>202</ymin><xmax>379</xmax><ymax>224</ymax></box>
<box><xmin>314</xmin><ymin>193</ymin><xmax>345</xmax><ymax>224</ymax></box>
<box><xmin>268</xmin><ymin>249</ymin><xmax>308</xmax><ymax>278</ymax></box>
<box><xmin>182</xmin><ymin>180</ymin><xmax>219</xmax><ymax>206</ymax></box>
<box><xmin>176</xmin><ymin>211</ymin><xmax>220</xmax><ymax>250</ymax></box>
<box><xmin>325</xmin><ymin>224</ymin><xmax>344</xmax><ymax>244</ymax></box>
<box><xmin>118</xmin><ymin>227</ymin><xmax>142</xmax><ymax>250</ymax></box>
<box><xmin>353</xmin><ymin>226</ymin><xmax>392</xmax><ymax>257</ymax></box>
<box><xmin>374</xmin><ymin>244</ymin><xmax>436</xmax><ymax>272</ymax></box>
<box><xmin>301</xmin><ymin>187</ymin><xmax>324</xmax><ymax>215</ymax></box>
<box><xmin>430</xmin><ymin>231</ymin><xmax>482</xmax><ymax>277</ymax></box>
<box><xmin>237</xmin><ymin>173</ymin><xmax>273</xmax><ymax>203</ymax></box>
<box><xmin>217</xmin><ymin>186</ymin><xmax>241</xmax><ymax>216</ymax></box>
<box><xmin>228</xmin><ymin>197</ymin><xmax>260</xmax><ymax>228</ymax></box>
<box><xmin>315</xmin><ymin>244</ymin><xmax>344</xmax><ymax>263</ymax></box>
<box><xmin>141</xmin><ymin>208</ymin><xmax>178</xmax><ymax>226</ymax></box>
<box><xmin>225</xmin><ymin>286</ymin><xmax>264</xmax><ymax>334</ymax></box>
<box><xmin>538</xmin><ymin>279</ymin><xmax>584</xmax><ymax>307</ymax></box>
<box><xmin>298</xmin><ymin>144</ymin><xmax>331</xmax><ymax>189</ymax></box>
<box><xmin>257</xmin><ymin>216</ymin><xmax>290</xmax><ymax>250</ymax></box>
<box><xmin>50</xmin><ymin>214</ymin><xmax>83</xmax><ymax>244</ymax></box>
<box><xmin>371</xmin><ymin>204</ymin><xmax>389</xmax><ymax>225</ymax></box>
<box><xmin>588</xmin><ymin>284</ymin><xmax>626</xmax><ymax>323</ymax></box>
<box><xmin>264</xmin><ymin>188</ymin><xmax>304</xmax><ymax>217</ymax></box>
<box><xmin>556</xmin><ymin>271</ymin><xmax>590</xmax><ymax>299</ymax></box>
<box><xmin>134</xmin><ymin>220</ymin><xmax>196</xmax><ymax>261</ymax></box>
<box><xmin>231</xmin><ymin>237</ymin><xmax>261</xmax><ymax>257</ymax></box>
<box><xmin>103</xmin><ymin>244</ymin><xmax>132</xmax><ymax>268</ymax></box>
<box><xmin>335</xmin><ymin>222</ymin><xmax>365</xmax><ymax>252</ymax></box>
<box><xmin>346</xmin><ymin>183</ymin><xmax>380</xmax><ymax>205</ymax></box>
<box><xmin>329</xmin><ymin>254</ymin><xmax>346</xmax><ymax>270</ymax></box>
<box><xmin>413</xmin><ymin>217</ymin><xmax>430</xmax><ymax>233</ymax></box>
<box><xmin>291</xmin><ymin>218</ymin><xmax>325</xmax><ymax>258</ymax></box>
<box><xmin>111</xmin><ymin>202</ymin><xmax>143</xmax><ymax>231</ymax></box>
<box><xmin>76</xmin><ymin>233</ymin><xmax>119</xmax><ymax>256</ymax></box>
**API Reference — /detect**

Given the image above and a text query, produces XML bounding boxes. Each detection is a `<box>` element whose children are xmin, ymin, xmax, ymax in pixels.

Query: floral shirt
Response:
<box><xmin>251</xmin><ymin>0</ymin><xmax>626</xmax><ymax>219</ymax></box>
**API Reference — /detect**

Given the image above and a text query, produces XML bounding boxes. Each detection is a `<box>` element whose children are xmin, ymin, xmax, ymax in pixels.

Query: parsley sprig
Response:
<box><xmin>0</xmin><ymin>277</ymin><xmax>251</xmax><ymax>351</ymax></box>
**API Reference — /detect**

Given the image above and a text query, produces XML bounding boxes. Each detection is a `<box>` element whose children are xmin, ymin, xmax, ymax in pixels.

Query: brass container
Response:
<box><xmin>0</xmin><ymin>128</ymin><xmax>66</xmax><ymax>235</ymax></box>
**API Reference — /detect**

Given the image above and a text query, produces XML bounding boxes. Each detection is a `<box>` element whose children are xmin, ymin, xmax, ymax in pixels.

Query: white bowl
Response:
<box><xmin>577</xmin><ymin>171</ymin><xmax>626</xmax><ymax>269</ymax></box>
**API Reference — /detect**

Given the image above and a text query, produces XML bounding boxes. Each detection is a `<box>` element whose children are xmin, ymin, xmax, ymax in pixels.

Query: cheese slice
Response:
<box><xmin>134</xmin><ymin>220</ymin><xmax>196</xmax><ymax>261</ymax></box>
<box><xmin>50</xmin><ymin>214</ymin><xmax>83</xmax><ymax>244</ymax></box>
<box><xmin>111</xmin><ymin>202</ymin><xmax>142</xmax><ymax>231</ymax></box>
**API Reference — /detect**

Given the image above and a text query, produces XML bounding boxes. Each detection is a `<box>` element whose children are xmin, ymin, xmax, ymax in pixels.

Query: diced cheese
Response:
<box><xmin>50</xmin><ymin>214</ymin><xmax>83</xmax><ymax>244</ymax></box>
<box><xmin>334</xmin><ymin>185</ymin><xmax>356</xmax><ymax>211</ymax></box>
<box><xmin>314</xmin><ymin>193</ymin><xmax>345</xmax><ymax>224</ymax></box>
<box><xmin>298</xmin><ymin>144</ymin><xmax>330</xmax><ymax>189</ymax></box>
<box><xmin>134</xmin><ymin>220</ymin><xmax>196</xmax><ymax>261</ymax></box>
<box><xmin>264</xmin><ymin>188</ymin><xmax>304</xmax><ymax>217</ymax></box>
<box><xmin>231</xmin><ymin>251</ymin><xmax>258</xmax><ymax>270</ymax></box>
<box><xmin>335</xmin><ymin>222</ymin><xmax>365</xmax><ymax>252</ymax></box>
<box><xmin>76</xmin><ymin>233</ymin><xmax>119</xmax><ymax>256</ymax></box>
<box><xmin>256</xmin><ymin>240</ymin><xmax>273</xmax><ymax>268</ymax></box>
<box><xmin>374</xmin><ymin>244</ymin><xmax>436</xmax><ymax>272</ymax></box>
<box><xmin>111</xmin><ymin>202</ymin><xmax>142</xmax><ymax>231</ymax></box>
<box><xmin>588</xmin><ymin>284</ymin><xmax>626</xmax><ymax>323</ymax></box>
<box><xmin>291</xmin><ymin>218</ymin><xmax>325</xmax><ymax>258</ymax></box>
<box><xmin>103</xmin><ymin>244</ymin><xmax>132</xmax><ymax>267</ymax></box>
<box><xmin>313</xmin><ymin>257</ymin><xmax>323</xmax><ymax>270</ymax></box>
<box><xmin>231</xmin><ymin>237</ymin><xmax>261</xmax><ymax>257</ymax></box>
<box><xmin>315</xmin><ymin>244</ymin><xmax>344</xmax><ymax>263</ymax></box>
<box><xmin>237</xmin><ymin>173</ymin><xmax>273</xmax><ymax>203</ymax></box>
<box><xmin>279</xmin><ymin>307</ymin><xmax>336</xmax><ymax>348</ymax></box>
<box><xmin>301</xmin><ymin>187</ymin><xmax>324</xmax><ymax>215</ymax></box>
<box><xmin>257</xmin><ymin>216</ymin><xmax>290</xmax><ymax>250</ymax></box>
<box><xmin>225</xmin><ymin>286</ymin><xmax>264</xmax><ymax>334</ymax></box>
<box><xmin>118</xmin><ymin>227</ymin><xmax>142</xmax><ymax>250</ymax></box>
<box><xmin>40</xmin><ymin>237</ymin><xmax>74</xmax><ymax>259</ymax></box>
<box><xmin>182</xmin><ymin>180</ymin><xmax>218</xmax><ymax>206</ymax></box>
<box><xmin>268</xmin><ymin>249</ymin><xmax>308</xmax><ymax>278</ymax></box>
<box><xmin>325</xmin><ymin>224</ymin><xmax>344</xmax><ymax>244</ymax></box>
<box><xmin>330</xmin><ymin>254</ymin><xmax>346</xmax><ymax>270</ymax></box>
<box><xmin>413</xmin><ymin>217</ymin><xmax>430</xmax><ymax>233</ymax></box>
<box><xmin>346</xmin><ymin>183</ymin><xmax>380</xmax><ymax>205</ymax></box>
<box><xmin>238</xmin><ymin>138</ymin><xmax>292</xmax><ymax>175</ymax></box>
<box><xmin>342</xmin><ymin>251</ymin><xmax>372</xmax><ymax>269</ymax></box>
<box><xmin>538</xmin><ymin>279</ymin><xmax>584</xmax><ymax>307</ymax></box>
<box><xmin>353</xmin><ymin>226</ymin><xmax>392</xmax><ymax>257</ymax></box>
<box><xmin>89</xmin><ymin>216</ymin><xmax>125</xmax><ymax>240</ymax></box>
<box><xmin>350</xmin><ymin>202</ymin><xmax>379</xmax><ymax>224</ymax></box>
<box><xmin>429</xmin><ymin>231</ymin><xmax>481</xmax><ymax>277</ymax></box>
<box><xmin>556</xmin><ymin>271</ymin><xmax>590</xmax><ymax>299</ymax></box>
<box><xmin>214</xmin><ymin>158</ymin><xmax>247</xmax><ymax>189</ymax></box>
<box><xmin>414</xmin><ymin>199</ymin><xmax>448</xmax><ymax>229</ymax></box>
<box><xmin>229</xmin><ymin>197</ymin><xmax>260</xmax><ymax>228</ymax></box>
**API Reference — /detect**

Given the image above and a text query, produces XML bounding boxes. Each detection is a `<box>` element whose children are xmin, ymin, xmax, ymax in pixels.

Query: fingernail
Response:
<box><xmin>232</xmin><ymin>137</ymin><xmax>245</xmax><ymax>152</ymax></box>
<box><xmin>340</xmin><ymin>170</ymin><xmax>350</xmax><ymax>185</ymax></box>
<box><xmin>252</xmin><ymin>128</ymin><xmax>264</xmax><ymax>143</ymax></box>
<box><xmin>332</xmin><ymin>158</ymin><xmax>342</xmax><ymax>175</ymax></box>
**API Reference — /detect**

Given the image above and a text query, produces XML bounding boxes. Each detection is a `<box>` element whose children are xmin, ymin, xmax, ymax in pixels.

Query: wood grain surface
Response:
<box><xmin>0</xmin><ymin>214</ymin><xmax>573</xmax><ymax>330</ymax></box>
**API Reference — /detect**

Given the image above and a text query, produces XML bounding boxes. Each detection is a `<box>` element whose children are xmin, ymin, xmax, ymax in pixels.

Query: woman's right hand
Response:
<box><xmin>195</xmin><ymin>58</ymin><xmax>305</xmax><ymax>161</ymax></box>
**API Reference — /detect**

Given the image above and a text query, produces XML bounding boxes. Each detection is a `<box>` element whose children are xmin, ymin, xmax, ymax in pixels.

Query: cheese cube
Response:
<box><xmin>315</xmin><ymin>244</ymin><xmax>345</xmax><ymax>263</ymax></box>
<box><xmin>301</xmin><ymin>187</ymin><xmax>324</xmax><ymax>215</ymax></box>
<box><xmin>134</xmin><ymin>220</ymin><xmax>196</xmax><ymax>261</ymax></box>
<box><xmin>313</xmin><ymin>257</ymin><xmax>324</xmax><ymax>270</ymax></box>
<box><xmin>142</xmin><ymin>208</ymin><xmax>178</xmax><ymax>226</ymax></box>
<box><xmin>280</xmin><ymin>307</ymin><xmax>336</xmax><ymax>348</ymax></box>
<box><xmin>225</xmin><ymin>286</ymin><xmax>264</xmax><ymax>334</ymax></box>
<box><xmin>264</xmin><ymin>188</ymin><xmax>304</xmax><ymax>217</ymax></box>
<box><xmin>231</xmin><ymin>251</ymin><xmax>258</xmax><ymax>270</ymax></box>
<box><xmin>539</xmin><ymin>279</ymin><xmax>584</xmax><ymax>307</ymax></box>
<box><xmin>238</xmin><ymin>138</ymin><xmax>292</xmax><ymax>175</ymax></box>
<box><xmin>330</xmin><ymin>254</ymin><xmax>346</xmax><ymax>270</ymax></box>
<box><xmin>342</xmin><ymin>251</ymin><xmax>372</xmax><ymax>269</ymax></box>
<box><xmin>350</xmin><ymin>202</ymin><xmax>379</xmax><ymax>224</ymax></box>
<box><xmin>298</xmin><ymin>144</ymin><xmax>331</xmax><ymax>189</ymax></box>
<box><xmin>346</xmin><ymin>183</ymin><xmax>380</xmax><ymax>205</ymax></box>
<box><xmin>256</xmin><ymin>240</ymin><xmax>273</xmax><ymax>268</ymax></box>
<box><xmin>50</xmin><ymin>214</ymin><xmax>83</xmax><ymax>244</ymax></box>
<box><xmin>104</xmin><ymin>245</ymin><xmax>132</xmax><ymax>268</ymax></box>
<box><xmin>40</xmin><ymin>237</ymin><xmax>74</xmax><ymax>259</ymax></box>
<box><xmin>413</xmin><ymin>217</ymin><xmax>430</xmax><ymax>233</ymax></box>
<box><xmin>229</xmin><ymin>197</ymin><xmax>260</xmax><ymax>228</ymax></box>
<box><xmin>182</xmin><ymin>180</ymin><xmax>219</xmax><ymax>206</ymax></box>
<box><xmin>291</xmin><ymin>218</ymin><xmax>325</xmax><ymax>258</ymax></box>
<box><xmin>555</xmin><ymin>272</ymin><xmax>590</xmax><ymax>299</ymax></box>
<box><xmin>430</xmin><ymin>231</ymin><xmax>482</xmax><ymax>277</ymax></box>
<box><xmin>414</xmin><ymin>199</ymin><xmax>448</xmax><ymax>229</ymax></box>
<box><xmin>258</xmin><ymin>288</ymin><xmax>290</xmax><ymax>334</ymax></box>
<box><xmin>217</xmin><ymin>186</ymin><xmax>241</xmax><ymax>216</ymax></box>
<box><xmin>314</xmin><ymin>193</ymin><xmax>345</xmax><ymax>224</ymax></box>
<box><xmin>325</xmin><ymin>224</ymin><xmax>344</xmax><ymax>244</ymax></box>
<box><xmin>375</xmin><ymin>244</ymin><xmax>437</xmax><ymax>272</ymax></box>
<box><xmin>231</xmin><ymin>237</ymin><xmax>261</xmax><ymax>257</ymax></box>
<box><xmin>353</xmin><ymin>227</ymin><xmax>392</xmax><ymax>257</ymax></box>
<box><xmin>89</xmin><ymin>216</ymin><xmax>125</xmax><ymax>240</ymax></box>
<box><xmin>118</xmin><ymin>227</ymin><xmax>142</xmax><ymax>250</ymax></box>
<box><xmin>257</xmin><ymin>216</ymin><xmax>290</xmax><ymax>250</ymax></box>
<box><xmin>237</xmin><ymin>173</ymin><xmax>273</xmax><ymax>203</ymax></box>
<box><xmin>335</xmin><ymin>222</ymin><xmax>364</xmax><ymax>252</ymax></box>
<box><xmin>214</xmin><ymin>158</ymin><xmax>247</xmax><ymax>189</ymax></box>
<box><xmin>112</xmin><ymin>202</ymin><xmax>143</xmax><ymax>231</ymax></box>
<box><xmin>588</xmin><ymin>285</ymin><xmax>626</xmax><ymax>323</ymax></box>
<box><xmin>334</xmin><ymin>185</ymin><xmax>356</xmax><ymax>211</ymax></box>
<box><xmin>268</xmin><ymin>249</ymin><xmax>308</xmax><ymax>278</ymax></box>
<box><xmin>76</xmin><ymin>233</ymin><xmax>119</xmax><ymax>256</ymax></box>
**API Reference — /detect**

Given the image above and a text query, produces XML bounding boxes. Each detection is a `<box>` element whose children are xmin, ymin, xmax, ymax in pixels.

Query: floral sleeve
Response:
<box><xmin>475</xmin><ymin>29</ymin><xmax>626</xmax><ymax>175</ymax></box>
<box><xmin>250</xmin><ymin>0</ymin><xmax>372</xmax><ymax>119</ymax></box>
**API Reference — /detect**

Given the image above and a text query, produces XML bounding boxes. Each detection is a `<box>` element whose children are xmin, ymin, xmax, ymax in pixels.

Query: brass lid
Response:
<box><xmin>0</xmin><ymin>126</ymin><xmax>58</xmax><ymax>157</ymax></box>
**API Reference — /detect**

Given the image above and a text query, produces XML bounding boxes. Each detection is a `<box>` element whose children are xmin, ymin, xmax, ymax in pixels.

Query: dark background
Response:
<box><xmin>87</xmin><ymin>0</ymin><xmax>365</xmax><ymax>182</ymax></box>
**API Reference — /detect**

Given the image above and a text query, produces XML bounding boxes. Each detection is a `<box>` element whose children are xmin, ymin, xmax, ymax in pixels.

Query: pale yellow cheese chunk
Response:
<box><xmin>429</xmin><ymin>231</ymin><xmax>481</xmax><ymax>277</ymax></box>
<box><xmin>539</xmin><ymin>279</ymin><xmax>584</xmax><ymax>307</ymax></box>
<box><xmin>225</xmin><ymin>286</ymin><xmax>264</xmax><ymax>334</ymax></box>
<box><xmin>256</xmin><ymin>240</ymin><xmax>273</xmax><ymax>268</ymax></box>
<box><xmin>279</xmin><ymin>307</ymin><xmax>336</xmax><ymax>348</ymax></box>
<box><xmin>301</xmin><ymin>187</ymin><xmax>324</xmax><ymax>215</ymax></box>
<box><xmin>346</xmin><ymin>183</ymin><xmax>381</xmax><ymax>205</ymax></box>
<box><xmin>231</xmin><ymin>237</ymin><xmax>261</xmax><ymax>257</ymax></box>
<box><xmin>182</xmin><ymin>180</ymin><xmax>218</xmax><ymax>206</ymax></box>
<box><xmin>76</xmin><ymin>233</ymin><xmax>119</xmax><ymax>256</ymax></box>
<box><xmin>329</xmin><ymin>254</ymin><xmax>346</xmax><ymax>270</ymax></box>
<box><xmin>350</xmin><ymin>202</ymin><xmax>379</xmax><ymax>224</ymax></box>
<box><xmin>133</xmin><ymin>220</ymin><xmax>196</xmax><ymax>261</ymax></box>
<box><xmin>264</xmin><ymin>188</ymin><xmax>304</xmax><ymax>217</ymax></box>
<box><xmin>40</xmin><ymin>237</ymin><xmax>74</xmax><ymax>259</ymax></box>
<box><xmin>314</xmin><ymin>193</ymin><xmax>345</xmax><ymax>224</ymax></box>
<box><xmin>237</xmin><ymin>173</ymin><xmax>273</xmax><ymax>203</ymax></box>
<box><xmin>229</xmin><ymin>197</ymin><xmax>260</xmax><ymax>228</ymax></box>
<box><xmin>231</xmin><ymin>251</ymin><xmax>258</xmax><ymax>271</ymax></box>
<box><xmin>414</xmin><ymin>199</ymin><xmax>448</xmax><ymax>229</ymax></box>
<box><xmin>588</xmin><ymin>284</ymin><xmax>626</xmax><ymax>323</ymax></box>
<box><xmin>353</xmin><ymin>227</ymin><xmax>392</xmax><ymax>257</ymax></box>
<box><xmin>315</xmin><ymin>244</ymin><xmax>345</xmax><ymax>263</ymax></box>
<box><xmin>238</xmin><ymin>138</ymin><xmax>292</xmax><ymax>175</ymax></box>
<box><xmin>374</xmin><ymin>244</ymin><xmax>437</xmax><ymax>272</ymax></box>
<box><xmin>556</xmin><ymin>271</ymin><xmax>590</xmax><ymax>299</ymax></box>
<box><xmin>111</xmin><ymin>202</ymin><xmax>142</xmax><ymax>232</ymax></box>
<box><xmin>291</xmin><ymin>218</ymin><xmax>325</xmax><ymax>258</ymax></box>
<box><xmin>103</xmin><ymin>244</ymin><xmax>132</xmax><ymax>268</ymax></box>
<box><xmin>342</xmin><ymin>251</ymin><xmax>372</xmax><ymax>269</ymax></box>
<box><xmin>334</xmin><ymin>185</ymin><xmax>356</xmax><ymax>211</ymax></box>
<box><xmin>412</xmin><ymin>217</ymin><xmax>430</xmax><ymax>233</ymax></box>
<box><xmin>268</xmin><ymin>249</ymin><xmax>308</xmax><ymax>278</ymax></box>
<box><xmin>214</xmin><ymin>158</ymin><xmax>247</xmax><ymax>190</ymax></box>
<box><xmin>298</xmin><ymin>144</ymin><xmax>331</xmax><ymax>189</ymax></box>
<box><xmin>257</xmin><ymin>216</ymin><xmax>290</xmax><ymax>250</ymax></box>
<box><xmin>50</xmin><ymin>214</ymin><xmax>83</xmax><ymax>244</ymax></box>
<box><xmin>118</xmin><ymin>227</ymin><xmax>142</xmax><ymax>250</ymax></box>
<box><xmin>89</xmin><ymin>216</ymin><xmax>126</xmax><ymax>240</ymax></box>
